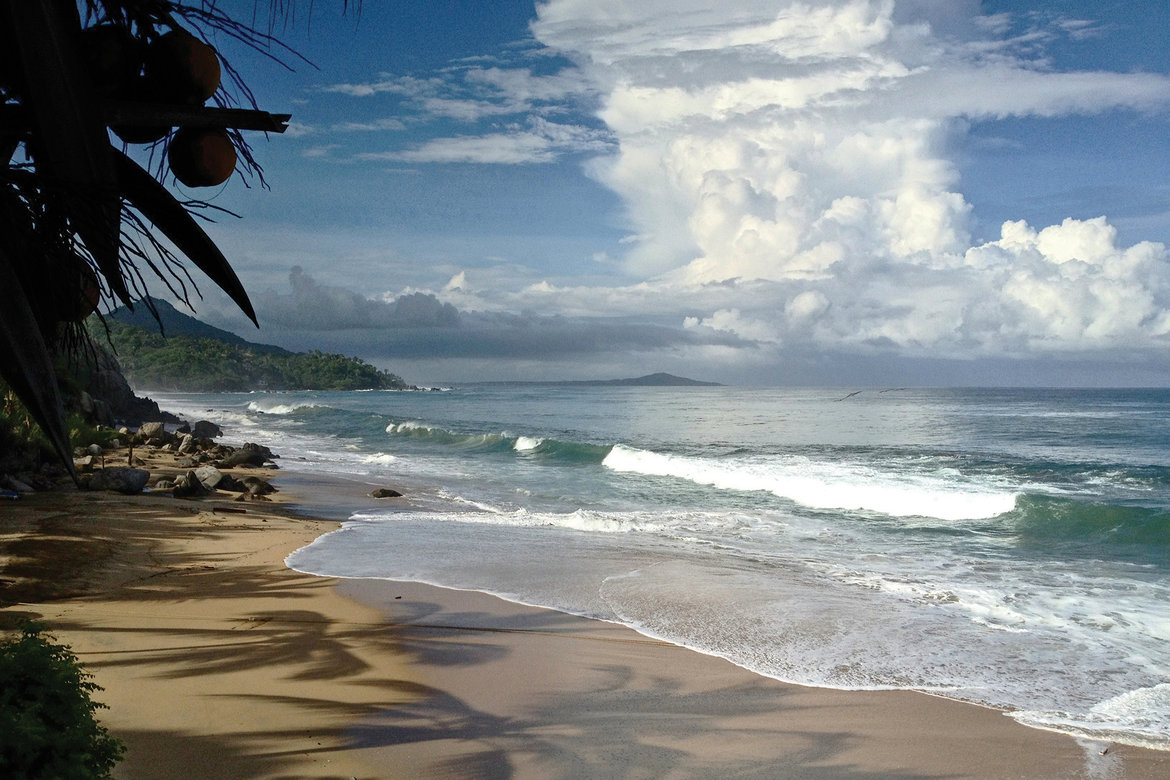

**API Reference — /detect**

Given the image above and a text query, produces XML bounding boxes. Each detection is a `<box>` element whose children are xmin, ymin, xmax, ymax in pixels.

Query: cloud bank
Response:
<box><xmin>517</xmin><ymin>0</ymin><xmax>1170</xmax><ymax>361</ymax></box>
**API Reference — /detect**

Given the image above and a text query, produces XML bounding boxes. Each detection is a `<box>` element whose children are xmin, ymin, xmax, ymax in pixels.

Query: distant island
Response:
<box><xmin>478</xmin><ymin>373</ymin><xmax>722</xmax><ymax>387</ymax></box>
<box><xmin>89</xmin><ymin>299</ymin><xmax>411</xmax><ymax>392</ymax></box>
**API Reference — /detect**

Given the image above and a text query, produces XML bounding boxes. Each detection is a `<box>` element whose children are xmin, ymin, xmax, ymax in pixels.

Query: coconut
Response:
<box><xmin>168</xmin><ymin>127</ymin><xmax>236</xmax><ymax>187</ymax></box>
<box><xmin>145</xmin><ymin>30</ymin><xmax>221</xmax><ymax>105</ymax></box>
<box><xmin>58</xmin><ymin>261</ymin><xmax>102</xmax><ymax>322</ymax></box>
<box><xmin>81</xmin><ymin>24</ymin><xmax>143</xmax><ymax>98</ymax></box>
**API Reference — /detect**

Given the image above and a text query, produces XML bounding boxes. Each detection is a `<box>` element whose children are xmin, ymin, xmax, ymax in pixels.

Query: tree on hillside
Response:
<box><xmin>0</xmin><ymin>1</ymin><xmax>348</xmax><ymax>472</ymax></box>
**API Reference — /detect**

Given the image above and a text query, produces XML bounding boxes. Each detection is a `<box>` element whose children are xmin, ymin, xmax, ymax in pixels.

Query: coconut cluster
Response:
<box><xmin>83</xmin><ymin>24</ymin><xmax>236</xmax><ymax>187</ymax></box>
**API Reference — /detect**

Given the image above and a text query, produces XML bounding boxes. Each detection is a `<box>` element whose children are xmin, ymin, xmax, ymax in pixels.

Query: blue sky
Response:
<box><xmin>165</xmin><ymin>0</ymin><xmax>1170</xmax><ymax>385</ymax></box>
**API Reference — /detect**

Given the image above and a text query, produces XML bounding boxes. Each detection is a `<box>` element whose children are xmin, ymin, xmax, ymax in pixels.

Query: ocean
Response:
<box><xmin>152</xmin><ymin>385</ymin><xmax>1170</xmax><ymax>750</ymax></box>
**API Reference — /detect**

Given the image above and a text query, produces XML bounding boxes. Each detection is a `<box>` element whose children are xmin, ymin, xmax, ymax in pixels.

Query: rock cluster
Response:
<box><xmin>65</xmin><ymin>420</ymin><xmax>279</xmax><ymax>499</ymax></box>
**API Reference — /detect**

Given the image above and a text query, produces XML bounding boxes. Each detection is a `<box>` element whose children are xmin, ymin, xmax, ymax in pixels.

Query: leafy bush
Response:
<box><xmin>66</xmin><ymin>413</ymin><xmax>120</xmax><ymax>451</ymax></box>
<box><xmin>0</xmin><ymin>624</ymin><xmax>125</xmax><ymax>779</ymax></box>
<box><xmin>0</xmin><ymin>386</ymin><xmax>116</xmax><ymax>468</ymax></box>
<box><xmin>1</xmin><ymin>385</ymin><xmax>56</xmax><ymax>469</ymax></box>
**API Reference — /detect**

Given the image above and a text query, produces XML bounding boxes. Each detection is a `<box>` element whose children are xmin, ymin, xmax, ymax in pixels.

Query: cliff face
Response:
<box><xmin>62</xmin><ymin>342</ymin><xmax>179</xmax><ymax>429</ymax></box>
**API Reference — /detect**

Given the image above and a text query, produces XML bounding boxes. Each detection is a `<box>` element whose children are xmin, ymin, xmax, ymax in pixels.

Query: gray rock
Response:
<box><xmin>192</xmin><ymin>420</ymin><xmax>223</xmax><ymax>440</ymax></box>
<box><xmin>369</xmin><ymin>488</ymin><xmax>404</xmax><ymax>498</ymax></box>
<box><xmin>217</xmin><ymin>474</ymin><xmax>247</xmax><ymax>492</ymax></box>
<box><xmin>87</xmin><ymin>443</ymin><xmax>104</xmax><ymax>456</ymax></box>
<box><xmin>218</xmin><ymin>443</ymin><xmax>275</xmax><ymax>469</ymax></box>
<box><xmin>176</xmin><ymin>434</ymin><xmax>195</xmax><ymax>455</ymax></box>
<box><xmin>172</xmin><ymin>470</ymin><xmax>210</xmax><ymax>498</ymax></box>
<box><xmin>89</xmin><ymin>467</ymin><xmax>150</xmax><ymax>495</ymax></box>
<box><xmin>137</xmin><ymin>421</ymin><xmax>167</xmax><ymax>444</ymax></box>
<box><xmin>2</xmin><ymin>475</ymin><xmax>35</xmax><ymax>493</ymax></box>
<box><xmin>242</xmin><ymin>476</ymin><xmax>276</xmax><ymax>496</ymax></box>
<box><xmin>194</xmin><ymin>466</ymin><xmax>226</xmax><ymax>490</ymax></box>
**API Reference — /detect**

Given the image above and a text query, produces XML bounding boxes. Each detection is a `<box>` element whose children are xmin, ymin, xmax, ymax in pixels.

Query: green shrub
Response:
<box><xmin>0</xmin><ymin>624</ymin><xmax>124</xmax><ymax>779</ymax></box>
<box><xmin>66</xmin><ymin>413</ymin><xmax>119</xmax><ymax>451</ymax></box>
<box><xmin>0</xmin><ymin>386</ymin><xmax>55</xmax><ymax>468</ymax></box>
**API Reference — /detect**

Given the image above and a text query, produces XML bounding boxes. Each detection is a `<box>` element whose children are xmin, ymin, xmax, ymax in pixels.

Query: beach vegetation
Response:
<box><xmin>1</xmin><ymin>381</ymin><xmax>124</xmax><ymax>469</ymax></box>
<box><xmin>0</xmin><ymin>623</ymin><xmax>125</xmax><ymax>779</ymax></box>
<box><xmin>1</xmin><ymin>384</ymin><xmax>56</xmax><ymax>467</ymax></box>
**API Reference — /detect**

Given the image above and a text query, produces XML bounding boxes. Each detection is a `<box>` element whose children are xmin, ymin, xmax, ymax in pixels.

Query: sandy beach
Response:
<box><xmin>2</xmin><ymin>455</ymin><xmax>1167</xmax><ymax>779</ymax></box>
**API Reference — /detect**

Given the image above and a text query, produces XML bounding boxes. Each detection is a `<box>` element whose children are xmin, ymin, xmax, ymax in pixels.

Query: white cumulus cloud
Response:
<box><xmin>529</xmin><ymin>0</ymin><xmax>1170</xmax><ymax>359</ymax></box>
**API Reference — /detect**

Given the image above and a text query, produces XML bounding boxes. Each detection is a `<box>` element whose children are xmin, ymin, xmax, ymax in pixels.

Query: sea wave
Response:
<box><xmin>246</xmin><ymin>400</ymin><xmax>325</xmax><ymax>415</ymax></box>
<box><xmin>1007</xmin><ymin>495</ymin><xmax>1170</xmax><ymax>565</ymax></box>
<box><xmin>602</xmin><ymin>444</ymin><xmax>1018</xmax><ymax>521</ymax></box>
<box><xmin>385</xmin><ymin>421</ymin><xmax>611</xmax><ymax>462</ymax></box>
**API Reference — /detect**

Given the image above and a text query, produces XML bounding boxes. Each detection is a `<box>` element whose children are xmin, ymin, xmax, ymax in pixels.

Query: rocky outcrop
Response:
<box><xmin>369</xmin><ymin>488</ymin><xmax>404</xmax><ymax>498</ymax></box>
<box><xmin>66</xmin><ymin>346</ymin><xmax>179</xmax><ymax>429</ymax></box>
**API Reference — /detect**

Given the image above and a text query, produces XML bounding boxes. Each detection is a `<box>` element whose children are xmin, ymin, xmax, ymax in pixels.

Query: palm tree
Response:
<box><xmin>0</xmin><ymin>1</ymin><xmax>311</xmax><ymax>473</ymax></box>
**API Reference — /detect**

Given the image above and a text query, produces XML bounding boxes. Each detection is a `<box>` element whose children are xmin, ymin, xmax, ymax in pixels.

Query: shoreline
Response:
<box><xmin>2</xmin><ymin>453</ymin><xmax>1167</xmax><ymax>777</ymax></box>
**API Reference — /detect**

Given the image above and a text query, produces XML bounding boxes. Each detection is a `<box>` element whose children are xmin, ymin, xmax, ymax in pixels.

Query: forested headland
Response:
<box><xmin>88</xmin><ymin>316</ymin><xmax>410</xmax><ymax>393</ymax></box>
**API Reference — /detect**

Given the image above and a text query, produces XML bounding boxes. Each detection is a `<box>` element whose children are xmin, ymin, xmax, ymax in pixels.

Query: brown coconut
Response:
<box><xmin>145</xmin><ymin>29</ymin><xmax>221</xmax><ymax>104</ymax></box>
<box><xmin>81</xmin><ymin>24</ymin><xmax>144</xmax><ymax>98</ymax></box>
<box><xmin>59</xmin><ymin>261</ymin><xmax>102</xmax><ymax>322</ymax></box>
<box><xmin>168</xmin><ymin>127</ymin><xmax>236</xmax><ymax>187</ymax></box>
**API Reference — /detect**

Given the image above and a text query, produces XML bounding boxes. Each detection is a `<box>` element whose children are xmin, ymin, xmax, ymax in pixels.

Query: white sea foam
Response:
<box><xmin>246</xmin><ymin>400</ymin><xmax>322</xmax><ymax>415</ymax></box>
<box><xmin>362</xmin><ymin>453</ymin><xmax>398</xmax><ymax>466</ymax></box>
<box><xmin>387</xmin><ymin>420</ymin><xmax>432</xmax><ymax>433</ymax></box>
<box><xmin>602</xmin><ymin>445</ymin><xmax>1017</xmax><ymax>520</ymax></box>
<box><xmin>514</xmin><ymin>436</ymin><xmax>543</xmax><ymax>451</ymax></box>
<box><xmin>1014</xmin><ymin>684</ymin><xmax>1170</xmax><ymax>750</ymax></box>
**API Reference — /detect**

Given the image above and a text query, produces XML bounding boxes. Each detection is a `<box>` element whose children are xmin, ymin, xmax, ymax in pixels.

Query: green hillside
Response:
<box><xmin>88</xmin><ymin>316</ymin><xmax>411</xmax><ymax>393</ymax></box>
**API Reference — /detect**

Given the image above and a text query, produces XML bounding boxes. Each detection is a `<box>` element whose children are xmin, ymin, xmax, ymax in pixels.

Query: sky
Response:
<box><xmin>149</xmin><ymin>0</ymin><xmax>1170</xmax><ymax>386</ymax></box>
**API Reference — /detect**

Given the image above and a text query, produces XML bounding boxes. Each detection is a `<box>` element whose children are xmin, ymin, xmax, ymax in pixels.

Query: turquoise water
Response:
<box><xmin>154</xmin><ymin>386</ymin><xmax>1170</xmax><ymax>749</ymax></box>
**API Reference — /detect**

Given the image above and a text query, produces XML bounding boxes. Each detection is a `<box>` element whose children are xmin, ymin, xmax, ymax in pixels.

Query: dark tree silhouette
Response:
<box><xmin>0</xmin><ymin>1</ymin><xmax>331</xmax><ymax>473</ymax></box>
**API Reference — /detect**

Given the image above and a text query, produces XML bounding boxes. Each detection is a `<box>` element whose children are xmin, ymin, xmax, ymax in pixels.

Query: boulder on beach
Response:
<box><xmin>192</xmin><ymin>420</ymin><xmax>223</xmax><ymax>440</ymax></box>
<box><xmin>171</xmin><ymin>470</ymin><xmax>211</xmax><ymax>498</ymax></box>
<box><xmin>218</xmin><ymin>442</ymin><xmax>277</xmax><ymax>469</ymax></box>
<box><xmin>369</xmin><ymin>488</ymin><xmax>404</xmax><ymax>498</ymax></box>
<box><xmin>136</xmin><ymin>421</ymin><xmax>168</xmax><ymax>444</ymax></box>
<box><xmin>241</xmin><ymin>476</ymin><xmax>276</xmax><ymax>496</ymax></box>
<box><xmin>88</xmin><ymin>467</ymin><xmax>150</xmax><ymax>495</ymax></box>
<box><xmin>219</xmin><ymin>474</ymin><xmax>247</xmax><ymax>492</ymax></box>
<box><xmin>194</xmin><ymin>466</ymin><xmax>226</xmax><ymax>490</ymax></box>
<box><xmin>1</xmin><ymin>475</ymin><xmax>35</xmax><ymax>494</ymax></box>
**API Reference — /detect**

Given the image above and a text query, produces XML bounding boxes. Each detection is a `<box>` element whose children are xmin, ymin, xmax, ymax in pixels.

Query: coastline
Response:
<box><xmin>2</xmin><ymin>456</ymin><xmax>1167</xmax><ymax>778</ymax></box>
